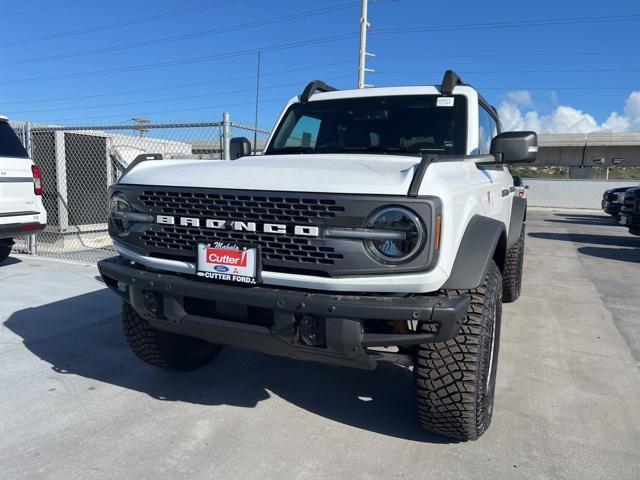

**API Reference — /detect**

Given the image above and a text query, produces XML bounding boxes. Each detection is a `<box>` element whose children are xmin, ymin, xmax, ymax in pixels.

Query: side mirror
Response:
<box><xmin>229</xmin><ymin>137</ymin><xmax>252</xmax><ymax>160</ymax></box>
<box><xmin>490</xmin><ymin>131</ymin><xmax>537</xmax><ymax>164</ymax></box>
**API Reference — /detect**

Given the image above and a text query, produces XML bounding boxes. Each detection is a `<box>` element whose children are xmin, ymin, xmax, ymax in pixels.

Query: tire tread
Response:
<box><xmin>414</xmin><ymin>261</ymin><xmax>502</xmax><ymax>441</ymax></box>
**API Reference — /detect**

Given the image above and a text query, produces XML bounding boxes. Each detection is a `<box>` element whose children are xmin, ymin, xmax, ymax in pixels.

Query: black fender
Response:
<box><xmin>442</xmin><ymin>215</ymin><xmax>507</xmax><ymax>290</ymax></box>
<box><xmin>507</xmin><ymin>196</ymin><xmax>527</xmax><ymax>249</ymax></box>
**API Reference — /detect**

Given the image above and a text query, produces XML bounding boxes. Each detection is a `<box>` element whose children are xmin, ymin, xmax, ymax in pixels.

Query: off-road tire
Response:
<box><xmin>414</xmin><ymin>260</ymin><xmax>502</xmax><ymax>441</ymax></box>
<box><xmin>502</xmin><ymin>225</ymin><xmax>525</xmax><ymax>303</ymax></box>
<box><xmin>122</xmin><ymin>302</ymin><xmax>222</xmax><ymax>371</ymax></box>
<box><xmin>0</xmin><ymin>241</ymin><xmax>12</xmax><ymax>264</ymax></box>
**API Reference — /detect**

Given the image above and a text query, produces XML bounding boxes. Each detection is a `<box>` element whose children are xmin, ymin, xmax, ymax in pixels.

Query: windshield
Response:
<box><xmin>0</xmin><ymin>122</ymin><xmax>29</xmax><ymax>159</ymax></box>
<box><xmin>266</xmin><ymin>94</ymin><xmax>467</xmax><ymax>156</ymax></box>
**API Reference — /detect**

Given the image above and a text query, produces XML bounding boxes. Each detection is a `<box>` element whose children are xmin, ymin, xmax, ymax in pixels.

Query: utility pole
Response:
<box><xmin>253</xmin><ymin>51</ymin><xmax>261</xmax><ymax>154</ymax></box>
<box><xmin>131</xmin><ymin>117</ymin><xmax>150</xmax><ymax>137</ymax></box>
<box><xmin>357</xmin><ymin>0</ymin><xmax>375</xmax><ymax>88</ymax></box>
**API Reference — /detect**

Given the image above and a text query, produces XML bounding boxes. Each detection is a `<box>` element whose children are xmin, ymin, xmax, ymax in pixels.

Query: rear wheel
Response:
<box><xmin>0</xmin><ymin>239</ymin><xmax>13</xmax><ymax>263</ymax></box>
<box><xmin>502</xmin><ymin>225</ymin><xmax>525</xmax><ymax>303</ymax></box>
<box><xmin>414</xmin><ymin>260</ymin><xmax>502</xmax><ymax>441</ymax></box>
<box><xmin>122</xmin><ymin>302</ymin><xmax>222</xmax><ymax>371</ymax></box>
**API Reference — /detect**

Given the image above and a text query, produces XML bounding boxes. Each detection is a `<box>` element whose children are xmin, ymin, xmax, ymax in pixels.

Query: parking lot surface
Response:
<box><xmin>1</xmin><ymin>209</ymin><xmax>639</xmax><ymax>480</ymax></box>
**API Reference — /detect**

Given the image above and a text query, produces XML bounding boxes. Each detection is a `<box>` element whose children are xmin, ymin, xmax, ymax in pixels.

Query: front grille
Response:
<box><xmin>140</xmin><ymin>225</ymin><xmax>343</xmax><ymax>265</ymax></box>
<box><xmin>114</xmin><ymin>185</ymin><xmax>440</xmax><ymax>278</ymax></box>
<box><xmin>138</xmin><ymin>190</ymin><xmax>345</xmax><ymax>224</ymax></box>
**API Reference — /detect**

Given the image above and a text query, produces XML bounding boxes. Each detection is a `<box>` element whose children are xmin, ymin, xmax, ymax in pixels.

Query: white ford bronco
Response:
<box><xmin>98</xmin><ymin>71</ymin><xmax>536</xmax><ymax>441</ymax></box>
<box><xmin>0</xmin><ymin>116</ymin><xmax>47</xmax><ymax>263</ymax></box>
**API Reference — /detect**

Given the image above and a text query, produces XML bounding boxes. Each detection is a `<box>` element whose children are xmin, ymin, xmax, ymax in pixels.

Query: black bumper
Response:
<box><xmin>620</xmin><ymin>211</ymin><xmax>640</xmax><ymax>233</ymax></box>
<box><xmin>603</xmin><ymin>202</ymin><xmax>622</xmax><ymax>215</ymax></box>
<box><xmin>0</xmin><ymin>222</ymin><xmax>45</xmax><ymax>240</ymax></box>
<box><xmin>97</xmin><ymin>256</ymin><xmax>470</xmax><ymax>370</ymax></box>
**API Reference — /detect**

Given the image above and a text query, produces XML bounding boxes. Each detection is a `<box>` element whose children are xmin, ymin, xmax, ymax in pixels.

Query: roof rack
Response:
<box><xmin>441</xmin><ymin>70</ymin><xmax>464</xmax><ymax>95</ymax></box>
<box><xmin>300</xmin><ymin>80</ymin><xmax>338</xmax><ymax>103</ymax></box>
<box><xmin>440</xmin><ymin>70</ymin><xmax>500</xmax><ymax>124</ymax></box>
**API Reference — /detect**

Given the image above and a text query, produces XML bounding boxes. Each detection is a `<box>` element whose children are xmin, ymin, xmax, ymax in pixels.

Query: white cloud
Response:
<box><xmin>505</xmin><ymin>90</ymin><xmax>533</xmax><ymax>108</ymax></box>
<box><xmin>498</xmin><ymin>90</ymin><xmax>640</xmax><ymax>133</ymax></box>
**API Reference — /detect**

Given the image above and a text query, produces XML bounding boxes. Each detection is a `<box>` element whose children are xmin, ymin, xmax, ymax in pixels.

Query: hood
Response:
<box><xmin>119</xmin><ymin>154</ymin><xmax>421</xmax><ymax>195</ymax></box>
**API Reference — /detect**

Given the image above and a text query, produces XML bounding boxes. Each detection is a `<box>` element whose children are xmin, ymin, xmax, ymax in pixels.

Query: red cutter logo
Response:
<box><xmin>205</xmin><ymin>248</ymin><xmax>247</xmax><ymax>267</ymax></box>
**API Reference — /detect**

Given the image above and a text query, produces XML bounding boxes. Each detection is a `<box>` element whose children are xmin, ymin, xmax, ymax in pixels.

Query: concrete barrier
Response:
<box><xmin>524</xmin><ymin>179</ymin><xmax>639</xmax><ymax>209</ymax></box>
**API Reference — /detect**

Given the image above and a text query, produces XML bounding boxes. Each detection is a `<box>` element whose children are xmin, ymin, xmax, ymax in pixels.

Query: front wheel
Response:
<box><xmin>122</xmin><ymin>302</ymin><xmax>223</xmax><ymax>371</ymax></box>
<box><xmin>503</xmin><ymin>225</ymin><xmax>525</xmax><ymax>303</ymax></box>
<box><xmin>414</xmin><ymin>260</ymin><xmax>502</xmax><ymax>441</ymax></box>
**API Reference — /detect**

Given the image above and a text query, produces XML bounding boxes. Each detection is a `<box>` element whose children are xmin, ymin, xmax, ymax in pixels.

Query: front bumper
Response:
<box><xmin>619</xmin><ymin>211</ymin><xmax>640</xmax><ymax>231</ymax></box>
<box><xmin>0</xmin><ymin>221</ymin><xmax>45</xmax><ymax>240</ymax></box>
<box><xmin>603</xmin><ymin>201</ymin><xmax>622</xmax><ymax>215</ymax></box>
<box><xmin>112</xmin><ymin>241</ymin><xmax>450</xmax><ymax>294</ymax></box>
<box><xmin>98</xmin><ymin>256</ymin><xmax>470</xmax><ymax>370</ymax></box>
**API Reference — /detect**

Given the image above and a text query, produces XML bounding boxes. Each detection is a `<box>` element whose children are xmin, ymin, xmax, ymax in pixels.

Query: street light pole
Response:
<box><xmin>357</xmin><ymin>0</ymin><xmax>374</xmax><ymax>88</ymax></box>
<box><xmin>253</xmin><ymin>51</ymin><xmax>261</xmax><ymax>154</ymax></box>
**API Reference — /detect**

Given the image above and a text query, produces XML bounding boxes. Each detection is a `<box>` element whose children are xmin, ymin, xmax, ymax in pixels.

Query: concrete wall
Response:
<box><xmin>524</xmin><ymin>179</ymin><xmax>639</xmax><ymax>209</ymax></box>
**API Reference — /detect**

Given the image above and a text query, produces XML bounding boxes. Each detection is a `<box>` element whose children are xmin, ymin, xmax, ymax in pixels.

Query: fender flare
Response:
<box><xmin>441</xmin><ymin>215</ymin><xmax>506</xmax><ymax>290</ymax></box>
<box><xmin>507</xmin><ymin>196</ymin><xmax>527</xmax><ymax>249</ymax></box>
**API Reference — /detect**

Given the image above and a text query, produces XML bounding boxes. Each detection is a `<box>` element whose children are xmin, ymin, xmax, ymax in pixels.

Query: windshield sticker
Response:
<box><xmin>437</xmin><ymin>97</ymin><xmax>455</xmax><ymax>107</ymax></box>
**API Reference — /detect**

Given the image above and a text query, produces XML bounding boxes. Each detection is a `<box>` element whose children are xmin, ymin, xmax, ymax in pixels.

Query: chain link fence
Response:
<box><xmin>9</xmin><ymin>115</ymin><xmax>271</xmax><ymax>264</ymax></box>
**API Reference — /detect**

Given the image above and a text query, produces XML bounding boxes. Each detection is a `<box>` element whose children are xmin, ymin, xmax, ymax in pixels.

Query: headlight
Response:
<box><xmin>109</xmin><ymin>192</ymin><xmax>132</xmax><ymax>237</ymax></box>
<box><xmin>364</xmin><ymin>207</ymin><xmax>425</xmax><ymax>264</ymax></box>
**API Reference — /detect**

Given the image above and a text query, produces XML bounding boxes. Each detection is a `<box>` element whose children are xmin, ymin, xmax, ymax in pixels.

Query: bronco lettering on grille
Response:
<box><xmin>155</xmin><ymin>215</ymin><xmax>320</xmax><ymax>237</ymax></box>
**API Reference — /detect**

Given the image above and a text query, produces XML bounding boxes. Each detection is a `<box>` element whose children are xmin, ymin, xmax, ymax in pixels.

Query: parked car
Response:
<box><xmin>0</xmin><ymin>116</ymin><xmax>47</xmax><ymax>263</ymax></box>
<box><xmin>619</xmin><ymin>187</ymin><xmax>640</xmax><ymax>236</ymax></box>
<box><xmin>602</xmin><ymin>186</ymin><xmax>637</xmax><ymax>219</ymax></box>
<box><xmin>98</xmin><ymin>71</ymin><xmax>536</xmax><ymax>441</ymax></box>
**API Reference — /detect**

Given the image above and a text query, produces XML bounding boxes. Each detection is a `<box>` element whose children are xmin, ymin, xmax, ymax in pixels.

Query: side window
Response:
<box><xmin>478</xmin><ymin>108</ymin><xmax>497</xmax><ymax>155</ymax></box>
<box><xmin>284</xmin><ymin>115</ymin><xmax>321</xmax><ymax>148</ymax></box>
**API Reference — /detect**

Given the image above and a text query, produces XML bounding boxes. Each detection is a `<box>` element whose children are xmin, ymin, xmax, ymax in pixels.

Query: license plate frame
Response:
<box><xmin>196</xmin><ymin>242</ymin><xmax>261</xmax><ymax>286</ymax></box>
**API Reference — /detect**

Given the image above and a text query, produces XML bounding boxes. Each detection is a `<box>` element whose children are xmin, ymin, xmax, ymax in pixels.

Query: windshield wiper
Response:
<box><xmin>339</xmin><ymin>146</ymin><xmax>417</xmax><ymax>156</ymax></box>
<box><xmin>265</xmin><ymin>146</ymin><xmax>315</xmax><ymax>155</ymax></box>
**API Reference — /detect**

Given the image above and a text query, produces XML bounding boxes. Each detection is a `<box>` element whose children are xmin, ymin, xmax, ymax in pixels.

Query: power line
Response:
<box><xmin>0</xmin><ymin>33</ymin><xmax>358</xmax><ymax>86</ymax></box>
<box><xmin>375</xmin><ymin>13</ymin><xmax>640</xmax><ymax>35</ymax></box>
<box><xmin>1</xmin><ymin>60</ymin><xmax>355</xmax><ymax>105</ymax></box>
<box><xmin>5</xmin><ymin>50</ymin><xmax>638</xmax><ymax>106</ymax></box>
<box><xmin>10</xmin><ymin>66</ymin><xmax>640</xmax><ymax>114</ymax></box>
<box><xmin>375</xmin><ymin>50</ymin><xmax>640</xmax><ymax>60</ymax></box>
<box><xmin>0</xmin><ymin>2</ymin><xmax>360</xmax><ymax>67</ymax></box>
<box><xmin>35</xmin><ymin>96</ymin><xmax>294</xmax><ymax>124</ymax></box>
<box><xmin>5</xmin><ymin>75</ymin><xmax>354</xmax><ymax>115</ymax></box>
<box><xmin>0</xmin><ymin>0</ymin><xmax>243</xmax><ymax>47</ymax></box>
<box><xmin>375</xmin><ymin>68</ymin><xmax>640</xmax><ymax>75</ymax></box>
<box><xmin>25</xmin><ymin>81</ymin><xmax>638</xmax><ymax>124</ymax></box>
<box><xmin>2</xmin><ymin>0</ymin><xmax>88</xmax><ymax>19</ymax></box>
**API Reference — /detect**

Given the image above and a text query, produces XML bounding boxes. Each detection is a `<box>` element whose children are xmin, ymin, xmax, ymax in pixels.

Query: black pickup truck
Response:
<box><xmin>619</xmin><ymin>187</ymin><xmax>640</xmax><ymax>236</ymax></box>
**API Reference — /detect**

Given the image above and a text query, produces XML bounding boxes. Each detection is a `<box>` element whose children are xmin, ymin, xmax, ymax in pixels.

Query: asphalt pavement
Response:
<box><xmin>1</xmin><ymin>208</ymin><xmax>639</xmax><ymax>480</ymax></box>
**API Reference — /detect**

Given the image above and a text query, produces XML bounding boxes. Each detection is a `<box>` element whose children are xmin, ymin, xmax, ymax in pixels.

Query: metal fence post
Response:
<box><xmin>23</xmin><ymin>122</ymin><xmax>37</xmax><ymax>254</ymax></box>
<box><xmin>222</xmin><ymin>112</ymin><xmax>231</xmax><ymax>160</ymax></box>
<box><xmin>24</xmin><ymin>122</ymin><xmax>33</xmax><ymax>157</ymax></box>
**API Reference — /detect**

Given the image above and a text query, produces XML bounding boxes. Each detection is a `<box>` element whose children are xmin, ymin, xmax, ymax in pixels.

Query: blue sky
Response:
<box><xmin>1</xmin><ymin>0</ymin><xmax>638</xmax><ymax>132</ymax></box>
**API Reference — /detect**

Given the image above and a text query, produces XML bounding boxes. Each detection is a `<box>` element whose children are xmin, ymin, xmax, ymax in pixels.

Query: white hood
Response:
<box><xmin>119</xmin><ymin>154</ymin><xmax>421</xmax><ymax>195</ymax></box>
